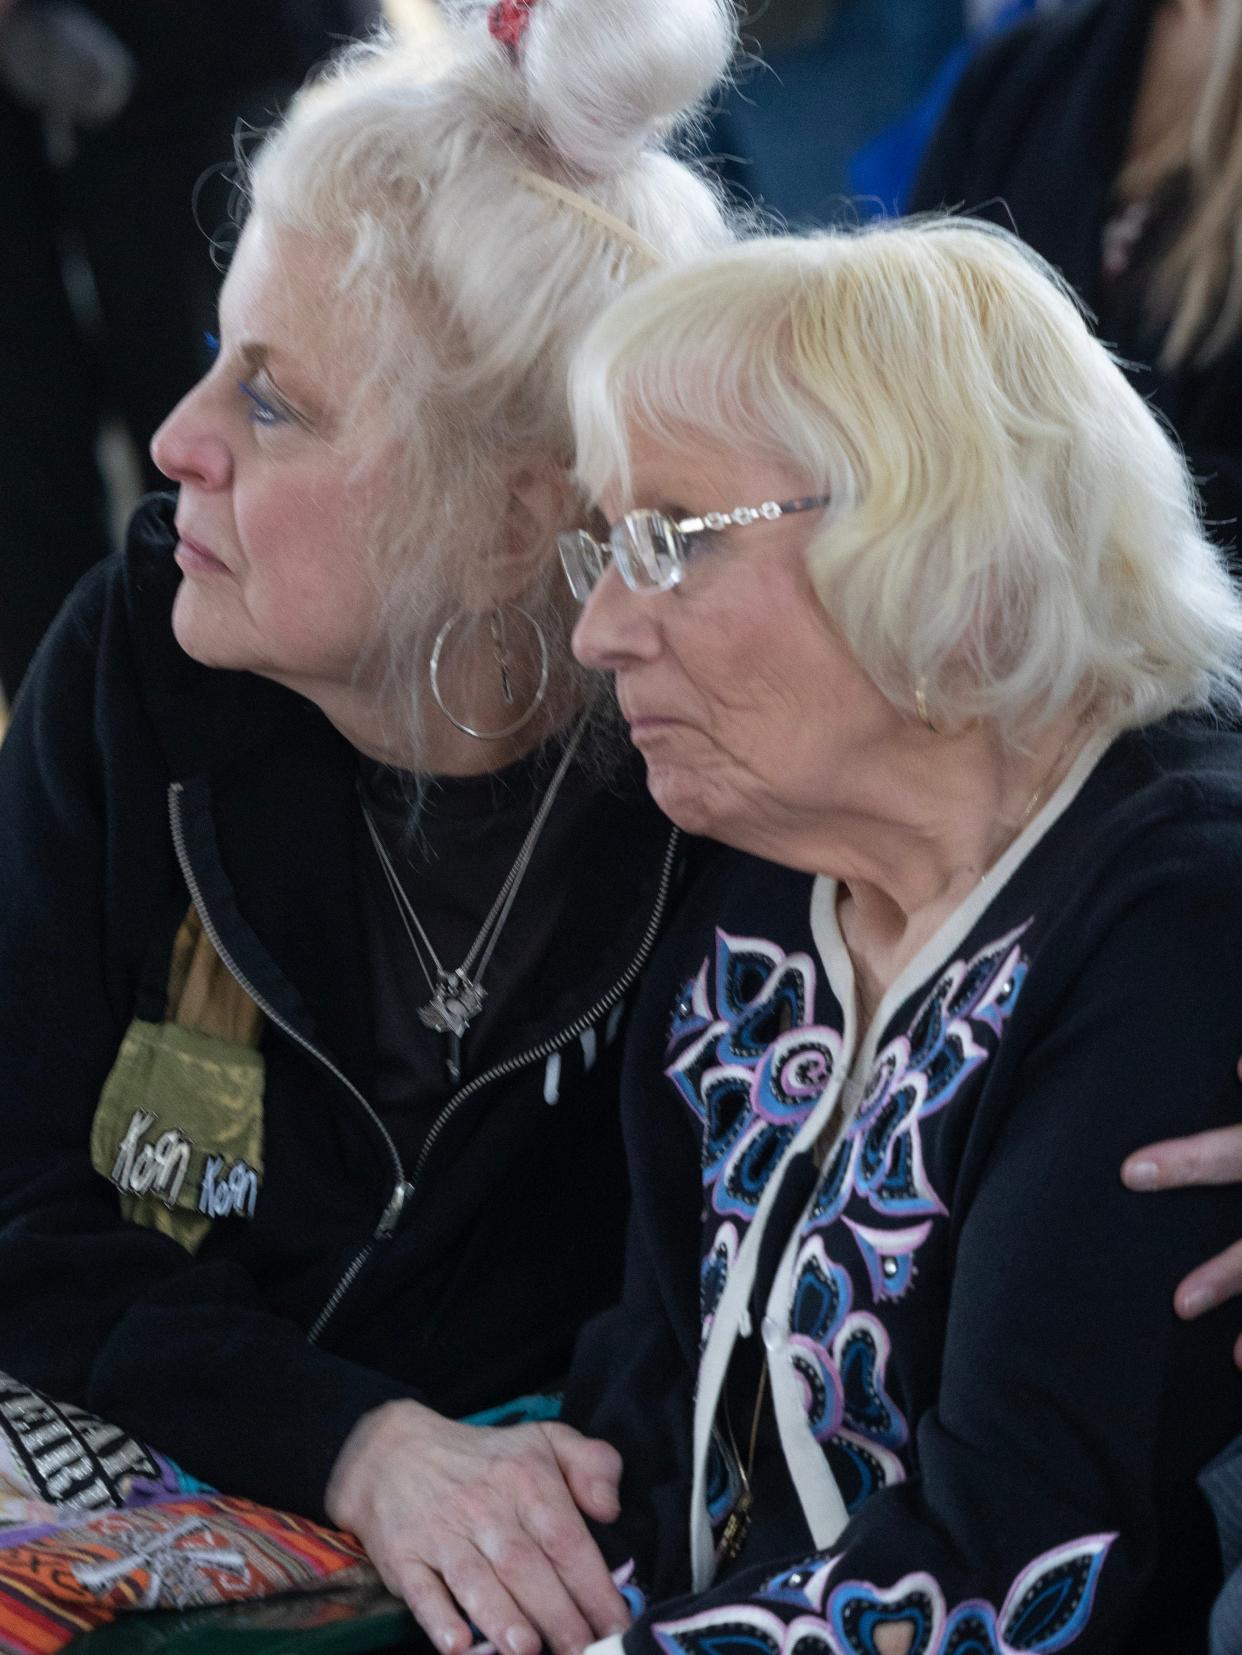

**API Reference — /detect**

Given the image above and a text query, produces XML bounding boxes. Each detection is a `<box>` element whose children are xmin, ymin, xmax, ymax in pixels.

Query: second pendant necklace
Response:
<box><xmin>360</xmin><ymin>717</ymin><xmax>586</xmax><ymax>1080</ymax></box>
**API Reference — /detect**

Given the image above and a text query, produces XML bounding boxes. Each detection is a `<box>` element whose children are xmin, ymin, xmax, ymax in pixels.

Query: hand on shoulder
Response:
<box><xmin>1123</xmin><ymin>1064</ymin><xmax>1242</xmax><ymax>1366</ymax></box>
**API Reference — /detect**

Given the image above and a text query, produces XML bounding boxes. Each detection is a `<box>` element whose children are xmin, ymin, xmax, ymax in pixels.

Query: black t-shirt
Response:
<box><xmin>355</xmin><ymin>734</ymin><xmax>598</xmax><ymax>1168</ymax></box>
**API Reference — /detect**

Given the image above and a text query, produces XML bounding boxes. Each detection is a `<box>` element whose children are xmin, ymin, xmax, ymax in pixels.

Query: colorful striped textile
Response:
<box><xmin>0</xmin><ymin>1374</ymin><xmax>375</xmax><ymax>1655</ymax></box>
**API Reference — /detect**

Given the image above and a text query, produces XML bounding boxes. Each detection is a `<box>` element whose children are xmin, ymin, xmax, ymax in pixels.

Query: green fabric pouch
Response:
<box><xmin>93</xmin><ymin>1019</ymin><xmax>268</xmax><ymax>1251</ymax></box>
<box><xmin>91</xmin><ymin>1020</ymin><xmax>265</xmax><ymax>1255</ymax></box>
<box><xmin>91</xmin><ymin>907</ymin><xmax>267</xmax><ymax>1255</ymax></box>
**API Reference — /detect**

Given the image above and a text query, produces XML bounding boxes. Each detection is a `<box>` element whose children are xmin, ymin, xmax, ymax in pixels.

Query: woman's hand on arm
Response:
<box><xmin>325</xmin><ymin>1398</ymin><xmax>630</xmax><ymax>1655</ymax></box>
<box><xmin>1122</xmin><ymin>1080</ymin><xmax>1242</xmax><ymax>1360</ymax></box>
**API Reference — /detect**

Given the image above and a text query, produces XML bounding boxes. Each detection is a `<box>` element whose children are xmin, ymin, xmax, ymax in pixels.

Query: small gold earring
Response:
<box><xmin>914</xmin><ymin>679</ymin><xmax>939</xmax><ymax>733</ymax></box>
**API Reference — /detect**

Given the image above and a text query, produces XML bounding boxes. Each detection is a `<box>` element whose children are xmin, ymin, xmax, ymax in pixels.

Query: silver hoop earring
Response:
<box><xmin>429</xmin><ymin>605</ymin><xmax>550</xmax><ymax>741</ymax></box>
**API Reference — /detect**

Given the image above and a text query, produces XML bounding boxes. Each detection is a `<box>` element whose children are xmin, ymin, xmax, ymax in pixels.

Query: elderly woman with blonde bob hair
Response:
<box><xmin>557</xmin><ymin>221</ymin><xmax>1242</xmax><ymax>1654</ymax></box>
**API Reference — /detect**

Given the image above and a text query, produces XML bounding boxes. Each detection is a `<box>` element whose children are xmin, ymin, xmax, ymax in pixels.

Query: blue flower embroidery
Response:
<box><xmin>652</xmin><ymin>1533</ymin><xmax>1114</xmax><ymax>1655</ymax></box>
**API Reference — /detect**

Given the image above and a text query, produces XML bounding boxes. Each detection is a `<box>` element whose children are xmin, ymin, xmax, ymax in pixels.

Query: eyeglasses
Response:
<box><xmin>558</xmin><ymin>494</ymin><xmax>831</xmax><ymax>601</ymax></box>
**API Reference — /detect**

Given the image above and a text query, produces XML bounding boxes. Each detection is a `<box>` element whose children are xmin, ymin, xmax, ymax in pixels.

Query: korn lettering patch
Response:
<box><xmin>91</xmin><ymin>1020</ymin><xmax>265</xmax><ymax>1253</ymax></box>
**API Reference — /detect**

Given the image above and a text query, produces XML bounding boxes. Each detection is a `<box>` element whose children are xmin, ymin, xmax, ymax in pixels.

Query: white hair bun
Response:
<box><xmin>452</xmin><ymin>0</ymin><xmax>735</xmax><ymax>177</ymax></box>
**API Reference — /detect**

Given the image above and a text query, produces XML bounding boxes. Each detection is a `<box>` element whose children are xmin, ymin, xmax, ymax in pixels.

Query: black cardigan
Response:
<box><xmin>910</xmin><ymin>0</ymin><xmax>1242</xmax><ymax>567</ymax></box>
<box><xmin>565</xmin><ymin>718</ymin><xmax>1242</xmax><ymax>1655</ymax></box>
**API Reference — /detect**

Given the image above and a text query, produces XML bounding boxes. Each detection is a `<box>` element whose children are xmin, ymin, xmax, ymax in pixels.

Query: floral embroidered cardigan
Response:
<box><xmin>564</xmin><ymin>717</ymin><xmax>1242</xmax><ymax>1655</ymax></box>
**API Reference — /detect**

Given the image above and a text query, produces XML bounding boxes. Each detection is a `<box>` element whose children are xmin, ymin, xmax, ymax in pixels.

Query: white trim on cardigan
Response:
<box><xmin>688</xmin><ymin>727</ymin><xmax>1116</xmax><ymax>1583</ymax></box>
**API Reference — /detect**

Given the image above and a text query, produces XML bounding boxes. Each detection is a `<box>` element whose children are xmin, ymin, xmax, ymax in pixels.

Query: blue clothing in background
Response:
<box><xmin>1202</xmin><ymin>1440</ymin><xmax>1242</xmax><ymax>1655</ymax></box>
<box><xmin>849</xmin><ymin>0</ymin><xmax>1041</xmax><ymax>215</ymax></box>
<box><xmin>700</xmin><ymin>0</ymin><xmax>963</xmax><ymax>227</ymax></box>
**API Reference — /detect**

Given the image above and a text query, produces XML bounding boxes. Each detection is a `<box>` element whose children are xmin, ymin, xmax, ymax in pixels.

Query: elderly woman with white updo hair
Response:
<box><xmin>556</xmin><ymin>221</ymin><xmax>1242</xmax><ymax>1652</ymax></box>
<box><xmin>0</xmin><ymin>1</ymin><xmax>735</xmax><ymax>1651</ymax></box>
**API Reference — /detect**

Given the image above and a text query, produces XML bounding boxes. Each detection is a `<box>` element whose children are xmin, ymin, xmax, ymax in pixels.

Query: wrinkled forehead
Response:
<box><xmin>569</xmin><ymin>273</ymin><xmax>808</xmax><ymax>514</ymax></box>
<box><xmin>218</xmin><ymin>218</ymin><xmax>423</xmax><ymax>422</ymax></box>
<box><xmin>577</xmin><ymin>351</ymin><xmax>812</xmax><ymax>524</ymax></box>
<box><xmin>220</xmin><ymin>222</ymin><xmax>338</xmax><ymax>352</ymax></box>
<box><xmin>599</xmin><ymin>420</ymin><xmax>813</xmax><ymax>528</ymax></box>
<box><xmin>603</xmin><ymin>421</ymin><xmax>729</xmax><ymax>513</ymax></box>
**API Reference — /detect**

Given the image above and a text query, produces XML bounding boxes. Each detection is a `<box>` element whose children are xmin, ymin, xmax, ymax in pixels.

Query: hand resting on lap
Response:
<box><xmin>326</xmin><ymin>1399</ymin><xmax>629</xmax><ymax>1655</ymax></box>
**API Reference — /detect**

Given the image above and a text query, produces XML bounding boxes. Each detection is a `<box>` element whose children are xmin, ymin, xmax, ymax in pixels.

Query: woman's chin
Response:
<box><xmin>643</xmin><ymin>762</ymin><xmax>718</xmax><ymax>838</ymax></box>
<box><xmin>170</xmin><ymin>585</ymin><xmax>252</xmax><ymax>672</ymax></box>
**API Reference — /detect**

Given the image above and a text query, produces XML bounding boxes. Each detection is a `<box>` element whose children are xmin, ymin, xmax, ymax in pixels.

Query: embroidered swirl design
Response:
<box><xmin>667</xmin><ymin>922</ymin><xmax>1033</xmax><ymax>1520</ymax></box>
<box><xmin>666</xmin><ymin>932</ymin><xmax>843</xmax><ymax>1343</ymax></box>
<box><xmin>652</xmin><ymin>1532</ymin><xmax>1114</xmax><ymax>1655</ymax></box>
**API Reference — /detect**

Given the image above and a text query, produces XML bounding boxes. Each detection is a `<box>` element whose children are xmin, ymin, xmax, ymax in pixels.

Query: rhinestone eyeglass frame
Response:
<box><xmin>558</xmin><ymin>493</ymin><xmax>831</xmax><ymax>600</ymax></box>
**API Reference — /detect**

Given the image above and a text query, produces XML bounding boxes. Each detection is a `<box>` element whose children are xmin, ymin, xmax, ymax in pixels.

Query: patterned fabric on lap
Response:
<box><xmin>0</xmin><ymin>1373</ymin><xmax>374</xmax><ymax>1655</ymax></box>
<box><xmin>0</xmin><ymin>1372</ymin><xmax>208</xmax><ymax>1538</ymax></box>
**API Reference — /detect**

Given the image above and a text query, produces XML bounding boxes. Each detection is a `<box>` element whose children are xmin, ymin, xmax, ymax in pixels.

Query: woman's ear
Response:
<box><xmin>476</xmin><ymin>458</ymin><xmax>579</xmax><ymax>605</ymax></box>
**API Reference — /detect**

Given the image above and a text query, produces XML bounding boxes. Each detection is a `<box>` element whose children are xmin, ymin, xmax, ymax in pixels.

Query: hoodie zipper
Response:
<box><xmin>169</xmin><ymin>781</ymin><xmax>680</xmax><ymax>1342</ymax></box>
<box><xmin>406</xmin><ymin>822</ymin><xmax>682</xmax><ymax>1196</ymax></box>
<box><xmin>168</xmin><ymin>785</ymin><xmax>412</xmax><ymax>1328</ymax></box>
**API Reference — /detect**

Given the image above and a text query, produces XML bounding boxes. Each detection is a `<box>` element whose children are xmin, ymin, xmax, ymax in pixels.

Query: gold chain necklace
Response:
<box><xmin>849</xmin><ymin>719</ymin><xmax>1094</xmax><ymax>1028</ymax></box>
<box><xmin>716</xmin><ymin>1366</ymin><xmax>769</xmax><ymax>1567</ymax></box>
<box><xmin>988</xmin><ymin>714</ymin><xmax>1094</xmax><ymax>879</ymax></box>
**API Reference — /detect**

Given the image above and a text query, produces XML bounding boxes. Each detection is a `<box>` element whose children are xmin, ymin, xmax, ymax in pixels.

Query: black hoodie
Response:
<box><xmin>0</xmin><ymin>494</ymin><xmax>682</xmax><ymax>1518</ymax></box>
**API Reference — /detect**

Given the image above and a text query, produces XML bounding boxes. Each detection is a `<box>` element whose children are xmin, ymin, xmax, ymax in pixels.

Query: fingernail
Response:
<box><xmin>1124</xmin><ymin>1159</ymin><xmax>1160</xmax><ymax>1190</ymax></box>
<box><xmin>504</xmin><ymin>1631</ymin><xmax>531</xmax><ymax>1655</ymax></box>
<box><xmin>608</xmin><ymin>1623</ymin><xmax>631</xmax><ymax>1637</ymax></box>
<box><xmin>1182</xmin><ymin>1285</ymin><xmax>1216</xmax><ymax>1316</ymax></box>
<box><xmin>591</xmin><ymin>1480</ymin><xmax>619</xmax><ymax>1510</ymax></box>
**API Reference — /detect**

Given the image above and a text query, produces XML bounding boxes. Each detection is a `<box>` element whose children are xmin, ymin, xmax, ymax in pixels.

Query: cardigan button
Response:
<box><xmin>761</xmin><ymin>1314</ymin><xmax>784</xmax><ymax>1351</ymax></box>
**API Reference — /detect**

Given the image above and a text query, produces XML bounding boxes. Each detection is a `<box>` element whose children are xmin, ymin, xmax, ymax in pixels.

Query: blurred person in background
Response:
<box><xmin>695</xmin><ymin>0</ymin><xmax>964</xmax><ymax>227</ymax></box>
<box><xmin>0</xmin><ymin>0</ymin><xmax>379</xmax><ymax>702</ymax></box>
<box><xmin>0</xmin><ymin>2</ymin><xmax>738</xmax><ymax>1651</ymax></box>
<box><xmin>910</xmin><ymin>0</ymin><xmax>1242</xmax><ymax>570</ymax></box>
<box><xmin>848</xmin><ymin>0</ymin><xmax>1071</xmax><ymax>213</ymax></box>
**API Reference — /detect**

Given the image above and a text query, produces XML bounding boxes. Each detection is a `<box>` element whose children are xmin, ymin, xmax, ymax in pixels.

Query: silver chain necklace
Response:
<box><xmin>359</xmin><ymin>717</ymin><xmax>586</xmax><ymax>1070</ymax></box>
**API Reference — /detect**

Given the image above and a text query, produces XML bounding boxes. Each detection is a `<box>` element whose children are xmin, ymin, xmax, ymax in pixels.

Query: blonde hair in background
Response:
<box><xmin>1123</xmin><ymin>0</ymin><xmax>1242</xmax><ymax>367</ymax></box>
<box><xmin>240</xmin><ymin>0</ymin><xmax>737</xmax><ymax>759</ymax></box>
<box><xmin>569</xmin><ymin>218</ymin><xmax>1242</xmax><ymax>740</ymax></box>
